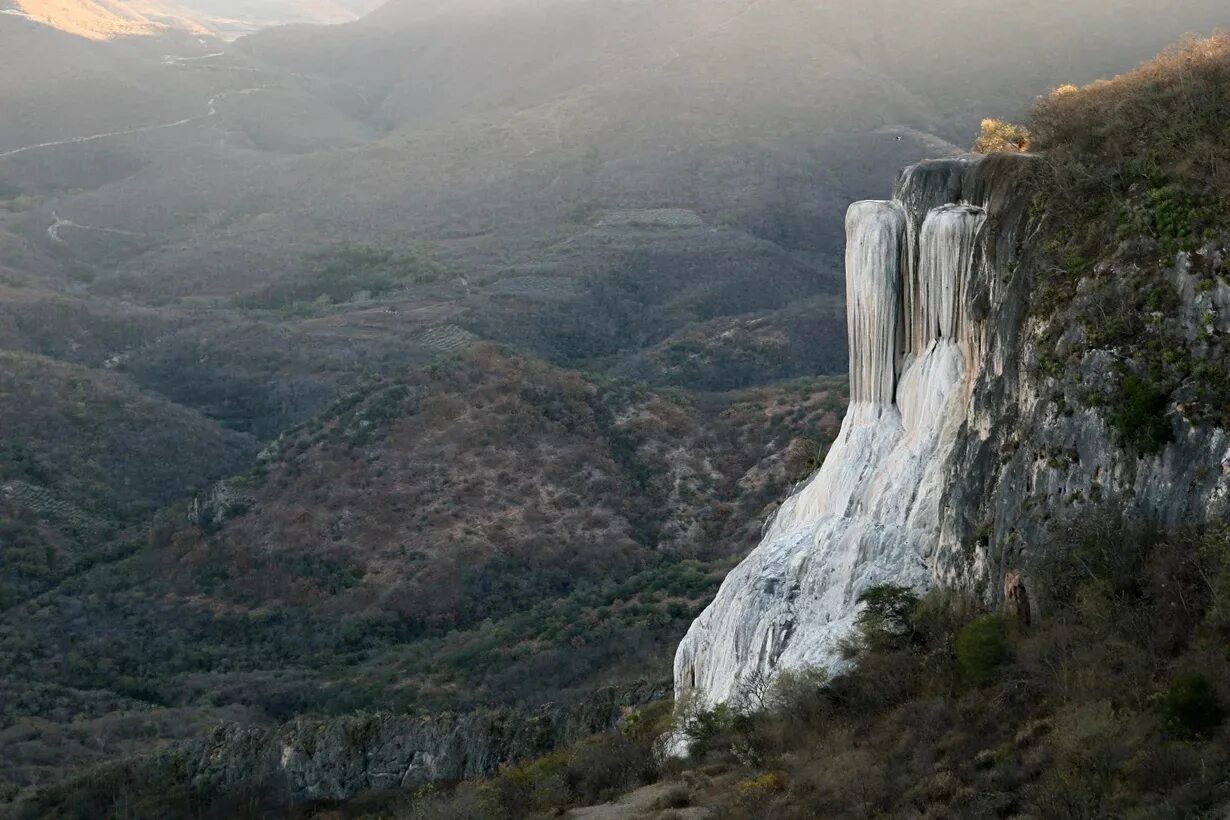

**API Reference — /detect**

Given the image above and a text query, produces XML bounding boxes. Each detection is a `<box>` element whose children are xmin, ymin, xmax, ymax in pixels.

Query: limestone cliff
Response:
<box><xmin>674</xmin><ymin>154</ymin><xmax>1230</xmax><ymax>711</ymax></box>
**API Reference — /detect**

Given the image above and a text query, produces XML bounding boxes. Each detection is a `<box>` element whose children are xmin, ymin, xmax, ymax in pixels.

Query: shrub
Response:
<box><xmin>956</xmin><ymin>615</ymin><xmax>1014</xmax><ymax>686</ymax></box>
<box><xmin>973</xmin><ymin>118</ymin><xmax>1032</xmax><ymax>153</ymax></box>
<box><xmin>855</xmin><ymin>583</ymin><xmax>920</xmax><ymax>650</ymax></box>
<box><xmin>566</xmin><ymin>732</ymin><xmax>656</xmax><ymax>804</ymax></box>
<box><xmin>1106</xmin><ymin>375</ymin><xmax>1173</xmax><ymax>455</ymax></box>
<box><xmin>622</xmin><ymin>700</ymin><xmax>675</xmax><ymax>743</ymax></box>
<box><xmin>1162</xmin><ymin>673</ymin><xmax>1223</xmax><ymax>737</ymax></box>
<box><xmin>765</xmin><ymin>667</ymin><xmax>829</xmax><ymax>715</ymax></box>
<box><xmin>679</xmin><ymin>700</ymin><xmax>736</xmax><ymax>758</ymax></box>
<box><xmin>736</xmin><ymin>771</ymin><xmax>787</xmax><ymax>797</ymax></box>
<box><xmin>654</xmin><ymin>784</ymin><xmax>693</xmax><ymax>809</ymax></box>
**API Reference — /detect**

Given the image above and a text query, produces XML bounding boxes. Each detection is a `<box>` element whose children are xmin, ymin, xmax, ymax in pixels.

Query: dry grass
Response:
<box><xmin>1025</xmin><ymin>33</ymin><xmax>1230</xmax><ymax>435</ymax></box>
<box><xmin>1032</xmin><ymin>33</ymin><xmax>1230</xmax><ymax>215</ymax></box>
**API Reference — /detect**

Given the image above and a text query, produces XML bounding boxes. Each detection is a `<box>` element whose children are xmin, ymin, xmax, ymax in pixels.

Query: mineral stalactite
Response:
<box><xmin>673</xmin><ymin>160</ymin><xmax>990</xmax><ymax>711</ymax></box>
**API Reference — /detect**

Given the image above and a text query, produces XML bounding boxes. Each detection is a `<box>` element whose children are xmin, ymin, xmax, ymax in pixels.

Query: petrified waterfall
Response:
<box><xmin>673</xmin><ymin>163</ymin><xmax>989</xmax><ymax>709</ymax></box>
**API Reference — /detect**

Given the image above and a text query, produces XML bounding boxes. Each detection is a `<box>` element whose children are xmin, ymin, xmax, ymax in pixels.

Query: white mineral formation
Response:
<box><xmin>674</xmin><ymin>176</ymin><xmax>988</xmax><ymax>710</ymax></box>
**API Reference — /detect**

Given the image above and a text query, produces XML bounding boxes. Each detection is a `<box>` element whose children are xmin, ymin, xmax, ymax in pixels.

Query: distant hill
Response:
<box><xmin>7</xmin><ymin>0</ymin><xmax>1227</xmax><ymax>301</ymax></box>
<box><xmin>0</xmin><ymin>346</ymin><xmax>849</xmax><ymax>797</ymax></box>
<box><xmin>2</xmin><ymin>0</ymin><xmax>170</xmax><ymax>40</ymax></box>
<box><xmin>1</xmin><ymin>0</ymin><xmax>381</xmax><ymax>40</ymax></box>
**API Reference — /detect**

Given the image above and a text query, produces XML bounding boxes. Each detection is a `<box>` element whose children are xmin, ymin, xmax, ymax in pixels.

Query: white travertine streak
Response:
<box><xmin>845</xmin><ymin>201</ymin><xmax>905</xmax><ymax>405</ymax></box>
<box><xmin>895</xmin><ymin>158</ymin><xmax>973</xmax><ymax>353</ymax></box>
<box><xmin>916</xmin><ymin>204</ymin><xmax>986</xmax><ymax>348</ymax></box>
<box><xmin>672</xmin><ymin>180</ymin><xmax>989</xmax><ymax>720</ymax></box>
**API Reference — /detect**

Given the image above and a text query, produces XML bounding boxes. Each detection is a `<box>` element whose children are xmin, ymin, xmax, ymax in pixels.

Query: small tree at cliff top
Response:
<box><xmin>973</xmin><ymin>118</ymin><xmax>1032</xmax><ymax>153</ymax></box>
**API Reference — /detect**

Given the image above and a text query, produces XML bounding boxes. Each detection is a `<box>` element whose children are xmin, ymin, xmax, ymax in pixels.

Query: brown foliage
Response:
<box><xmin>972</xmin><ymin>118</ymin><xmax>1032</xmax><ymax>154</ymax></box>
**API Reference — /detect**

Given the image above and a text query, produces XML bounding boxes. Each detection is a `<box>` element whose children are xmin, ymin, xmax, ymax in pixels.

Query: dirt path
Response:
<box><xmin>567</xmin><ymin>783</ymin><xmax>710</xmax><ymax>820</ymax></box>
<box><xmin>47</xmin><ymin>211</ymin><xmax>143</xmax><ymax>244</ymax></box>
<box><xmin>0</xmin><ymin>86</ymin><xmax>267</xmax><ymax>161</ymax></box>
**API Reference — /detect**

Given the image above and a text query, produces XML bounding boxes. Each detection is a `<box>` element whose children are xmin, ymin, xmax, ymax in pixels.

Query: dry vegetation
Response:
<box><xmin>157</xmin><ymin>344</ymin><xmax>848</xmax><ymax>629</ymax></box>
<box><xmin>350</xmin><ymin>513</ymin><xmax>1230</xmax><ymax>820</ymax></box>
<box><xmin>0</xmin><ymin>349</ymin><xmax>255</xmax><ymax>608</ymax></box>
<box><xmin>10</xmin><ymin>0</ymin><xmax>170</xmax><ymax>41</ymax></box>
<box><xmin>7</xmin><ymin>0</ymin><xmax>374</xmax><ymax>40</ymax></box>
<box><xmin>1027</xmin><ymin>34</ymin><xmax>1230</xmax><ymax>445</ymax></box>
<box><xmin>972</xmin><ymin>118</ymin><xmax>1032</xmax><ymax>154</ymax></box>
<box><xmin>0</xmin><ymin>345</ymin><xmax>848</xmax><ymax>801</ymax></box>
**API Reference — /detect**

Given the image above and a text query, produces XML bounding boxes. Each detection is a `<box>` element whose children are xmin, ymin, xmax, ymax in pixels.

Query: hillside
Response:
<box><xmin>4</xmin><ymin>0</ymin><xmax>169</xmax><ymax>40</ymax></box>
<box><xmin>2</xmin><ymin>0</ymin><xmax>380</xmax><ymax>40</ymax></box>
<box><xmin>0</xmin><ymin>346</ymin><xmax>848</xmax><ymax>802</ymax></box>
<box><xmin>4</xmin><ymin>0</ymin><xmax>1228</xmax><ymax>395</ymax></box>
<box><xmin>0</xmin><ymin>350</ymin><xmax>256</xmax><ymax>608</ymax></box>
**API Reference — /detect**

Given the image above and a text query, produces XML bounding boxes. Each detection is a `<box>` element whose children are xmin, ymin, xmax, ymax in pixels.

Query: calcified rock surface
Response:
<box><xmin>674</xmin><ymin>154</ymin><xmax>1230</xmax><ymax>711</ymax></box>
<box><xmin>674</xmin><ymin>165</ymin><xmax>988</xmax><ymax>707</ymax></box>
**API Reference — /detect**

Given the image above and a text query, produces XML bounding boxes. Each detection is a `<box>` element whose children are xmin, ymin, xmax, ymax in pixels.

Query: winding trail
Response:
<box><xmin>161</xmin><ymin>49</ymin><xmax>375</xmax><ymax>107</ymax></box>
<box><xmin>161</xmin><ymin>52</ymin><xmax>227</xmax><ymax>65</ymax></box>
<box><xmin>0</xmin><ymin>45</ymin><xmax>370</xmax><ymax>248</ymax></box>
<box><xmin>0</xmin><ymin>86</ymin><xmax>268</xmax><ymax>161</ymax></box>
<box><xmin>48</xmin><ymin>211</ymin><xmax>143</xmax><ymax>244</ymax></box>
<box><xmin>1</xmin><ymin>83</ymin><xmax>267</xmax><ymax>246</ymax></box>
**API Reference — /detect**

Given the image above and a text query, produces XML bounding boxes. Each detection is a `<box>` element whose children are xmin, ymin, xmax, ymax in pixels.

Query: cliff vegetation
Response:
<box><xmin>1028</xmin><ymin>35</ymin><xmax>1230</xmax><ymax>447</ymax></box>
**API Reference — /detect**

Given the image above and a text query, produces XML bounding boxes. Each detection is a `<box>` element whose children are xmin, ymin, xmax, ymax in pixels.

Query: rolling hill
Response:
<box><xmin>1</xmin><ymin>0</ymin><xmax>381</xmax><ymax>40</ymax></box>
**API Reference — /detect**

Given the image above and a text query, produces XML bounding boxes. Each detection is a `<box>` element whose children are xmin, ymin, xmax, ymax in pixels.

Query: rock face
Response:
<box><xmin>20</xmin><ymin>683</ymin><xmax>669</xmax><ymax>811</ymax></box>
<box><xmin>192</xmin><ymin>683</ymin><xmax>667</xmax><ymax>802</ymax></box>
<box><xmin>190</xmin><ymin>711</ymin><xmax>564</xmax><ymax>801</ymax></box>
<box><xmin>674</xmin><ymin>154</ymin><xmax>1230</xmax><ymax>711</ymax></box>
<box><xmin>187</xmin><ymin>480</ymin><xmax>254</xmax><ymax>532</ymax></box>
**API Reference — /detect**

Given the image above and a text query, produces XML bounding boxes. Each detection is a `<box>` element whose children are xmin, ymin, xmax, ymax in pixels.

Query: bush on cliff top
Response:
<box><xmin>972</xmin><ymin>118</ymin><xmax>1032</xmax><ymax>154</ymax></box>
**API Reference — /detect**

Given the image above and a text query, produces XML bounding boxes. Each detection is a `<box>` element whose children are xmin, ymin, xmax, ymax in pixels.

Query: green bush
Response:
<box><xmin>680</xmin><ymin>700</ymin><xmax>736</xmax><ymax>758</ymax></box>
<box><xmin>956</xmin><ymin>615</ymin><xmax>1014</xmax><ymax>686</ymax></box>
<box><xmin>566</xmin><ymin>732</ymin><xmax>656</xmax><ymax>804</ymax></box>
<box><xmin>855</xmin><ymin>584</ymin><xmax>920</xmax><ymax>650</ymax></box>
<box><xmin>491</xmin><ymin>751</ymin><xmax>570</xmax><ymax>815</ymax></box>
<box><xmin>654</xmin><ymin>784</ymin><xmax>693</xmax><ymax>809</ymax></box>
<box><xmin>1107</xmin><ymin>375</ymin><xmax>1174</xmax><ymax>455</ymax></box>
<box><xmin>1162</xmin><ymin>673</ymin><xmax>1223</xmax><ymax>737</ymax></box>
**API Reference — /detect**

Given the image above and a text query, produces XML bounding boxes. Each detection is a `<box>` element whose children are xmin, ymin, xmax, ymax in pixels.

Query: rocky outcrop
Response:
<box><xmin>191</xmin><ymin>711</ymin><xmax>560</xmax><ymax>800</ymax></box>
<box><xmin>674</xmin><ymin>154</ymin><xmax>1230</xmax><ymax>712</ymax></box>
<box><xmin>183</xmin><ymin>682</ymin><xmax>666</xmax><ymax>802</ymax></box>
<box><xmin>18</xmin><ymin>682</ymin><xmax>668</xmax><ymax>812</ymax></box>
<box><xmin>187</xmin><ymin>480</ymin><xmax>254</xmax><ymax>532</ymax></box>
